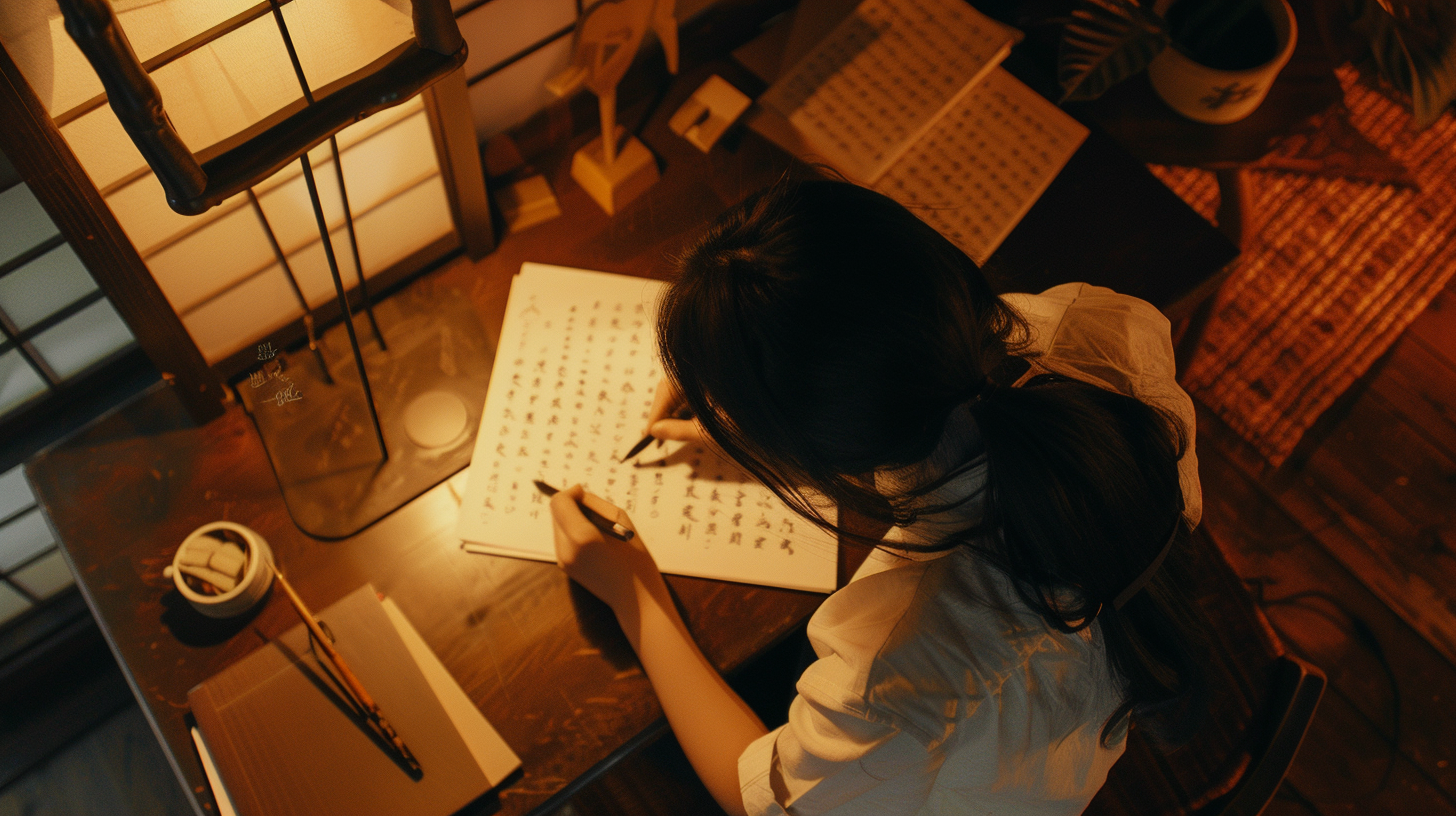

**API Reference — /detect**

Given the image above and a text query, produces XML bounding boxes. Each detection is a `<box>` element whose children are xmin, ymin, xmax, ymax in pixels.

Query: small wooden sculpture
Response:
<box><xmin>548</xmin><ymin>0</ymin><xmax>677</xmax><ymax>215</ymax></box>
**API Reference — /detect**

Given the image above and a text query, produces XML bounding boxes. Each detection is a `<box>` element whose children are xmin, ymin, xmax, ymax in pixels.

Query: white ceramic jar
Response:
<box><xmin>163</xmin><ymin>521</ymin><xmax>275</xmax><ymax>618</ymax></box>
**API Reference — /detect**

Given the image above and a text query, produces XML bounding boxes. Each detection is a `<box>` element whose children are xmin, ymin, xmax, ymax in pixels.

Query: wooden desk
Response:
<box><xmin>27</xmin><ymin>57</ymin><xmax>1234</xmax><ymax>816</ymax></box>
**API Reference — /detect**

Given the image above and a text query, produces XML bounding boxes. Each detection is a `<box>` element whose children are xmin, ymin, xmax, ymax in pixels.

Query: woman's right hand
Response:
<box><xmin>645</xmin><ymin>377</ymin><xmax>707</xmax><ymax>444</ymax></box>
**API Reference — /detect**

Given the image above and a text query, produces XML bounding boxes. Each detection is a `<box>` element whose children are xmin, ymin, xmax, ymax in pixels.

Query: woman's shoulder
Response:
<box><xmin>804</xmin><ymin>549</ymin><xmax>1111</xmax><ymax>749</ymax></box>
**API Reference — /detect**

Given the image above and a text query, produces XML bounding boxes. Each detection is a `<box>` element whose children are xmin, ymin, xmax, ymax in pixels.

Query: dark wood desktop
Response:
<box><xmin>27</xmin><ymin>60</ymin><xmax>1234</xmax><ymax>816</ymax></box>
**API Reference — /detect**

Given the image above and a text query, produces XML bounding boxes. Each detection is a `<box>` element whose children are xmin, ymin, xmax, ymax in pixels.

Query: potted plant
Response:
<box><xmin>1057</xmin><ymin>0</ymin><xmax>1298</xmax><ymax>123</ymax></box>
<box><xmin>1345</xmin><ymin>0</ymin><xmax>1456</xmax><ymax>128</ymax></box>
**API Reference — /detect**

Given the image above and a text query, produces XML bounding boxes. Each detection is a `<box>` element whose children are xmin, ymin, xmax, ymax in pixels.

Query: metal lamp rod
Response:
<box><xmin>247</xmin><ymin>189</ymin><xmax>334</xmax><ymax>385</ymax></box>
<box><xmin>267</xmin><ymin>0</ymin><xmax>387</xmax><ymax>462</ymax></box>
<box><xmin>328</xmin><ymin>137</ymin><xmax>386</xmax><ymax>350</ymax></box>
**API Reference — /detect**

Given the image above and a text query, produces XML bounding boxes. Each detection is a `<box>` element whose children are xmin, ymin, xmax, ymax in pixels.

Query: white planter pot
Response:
<box><xmin>1147</xmin><ymin>0</ymin><xmax>1297</xmax><ymax>124</ymax></box>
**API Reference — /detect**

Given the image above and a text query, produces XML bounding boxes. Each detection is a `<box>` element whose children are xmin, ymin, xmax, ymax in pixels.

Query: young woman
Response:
<box><xmin>548</xmin><ymin>180</ymin><xmax>1212</xmax><ymax>815</ymax></box>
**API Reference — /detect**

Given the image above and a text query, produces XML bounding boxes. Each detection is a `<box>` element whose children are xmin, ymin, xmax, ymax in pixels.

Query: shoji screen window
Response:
<box><xmin>0</xmin><ymin>0</ymin><xmax>461</xmax><ymax>375</ymax></box>
<box><xmin>0</xmin><ymin>463</ymin><xmax>75</xmax><ymax>627</ymax></box>
<box><xmin>0</xmin><ymin>178</ymin><xmax>135</xmax><ymax>422</ymax></box>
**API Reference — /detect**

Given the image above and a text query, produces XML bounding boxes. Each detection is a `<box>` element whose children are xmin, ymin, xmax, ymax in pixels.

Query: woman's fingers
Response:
<box><xmin>550</xmin><ymin>485</ymin><xmax>636</xmax><ymax>547</ymax></box>
<box><xmin>549</xmin><ymin>485</ymin><xmax>602</xmax><ymax>545</ymax></box>
<box><xmin>645</xmin><ymin>377</ymin><xmax>685</xmax><ymax>434</ymax></box>
<box><xmin>650</xmin><ymin>417</ymin><xmax>707</xmax><ymax>444</ymax></box>
<box><xmin>549</xmin><ymin>484</ymin><xmax>656</xmax><ymax>611</ymax></box>
<box><xmin>579</xmin><ymin>489</ymin><xmax>634</xmax><ymax>530</ymax></box>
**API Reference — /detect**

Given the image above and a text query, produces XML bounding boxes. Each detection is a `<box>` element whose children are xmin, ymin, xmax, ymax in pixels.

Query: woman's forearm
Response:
<box><xmin>617</xmin><ymin>575</ymin><xmax>768</xmax><ymax>816</ymax></box>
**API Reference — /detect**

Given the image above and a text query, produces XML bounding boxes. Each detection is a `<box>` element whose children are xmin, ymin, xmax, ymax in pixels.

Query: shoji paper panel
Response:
<box><xmin>104</xmin><ymin>97</ymin><xmax>423</xmax><ymax>254</ymax></box>
<box><xmin>29</xmin><ymin>298</ymin><xmax>134</xmax><ymax>378</ymax></box>
<box><xmin>147</xmin><ymin>105</ymin><xmax>439</xmax><ymax>314</ymax></box>
<box><xmin>467</xmin><ymin>33</ymin><xmax>573</xmax><ymax>141</ymax></box>
<box><xmin>256</xmin><ymin>110</ymin><xmax>438</xmax><ymax>252</ymax></box>
<box><xmin>145</xmin><ymin>203</ymin><xmax>276</xmax><ymax>314</ymax></box>
<box><xmin>57</xmin><ymin>101</ymin><xmax>148</xmax><ymax>192</ymax></box>
<box><xmin>0</xmin><ymin>583</ymin><xmax>31</xmax><ymax>626</ymax></box>
<box><xmin>178</xmin><ymin>263</ymin><xmax>300</xmax><ymax>365</ymax></box>
<box><xmin>0</xmin><ymin>466</ymin><xmax>34</xmax><ymax>523</ymax></box>
<box><xmin>0</xmin><ymin>352</ymin><xmax>46</xmax><ymax>416</ymax></box>
<box><xmin>10</xmin><ymin>550</ymin><xmax>74</xmax><ymax>598</ymax></box>
<box><xmin>183</xmin><ymin>173</ymin><xmax>450</xmax><ymax>362</ymax></box>
<box><xmin>457</xmin><ymin>0</ymin><xmax>574</xmax><ymax>82</ymax></box>
<box><xmin>0</xmin><ymin>243</ymin><xmax>98</xmax><ymax>331</ymax></box>
<box><xmin>0</xmin><ymin>509</ymin><xmax>51</xmax><ymax>572</ymax></box>
<box><xmin>0</xmin><ymin>184</ymin><xmax>59</xmax><ymax>262</ymax></box>
<box><xmin>0</xmin><ymin>0</ymin><xmax>255</xmax><ymax>116</ymax></box>
<box><xmin>56</xmin><ymin>0</ymin><xmax>413</xmax><ymax>184</ymax></box>
<box><xmin>287</xmin><ymin>174</ymin><xmax>450</xmax><ymax>307</ymax></box>
<box><xmin>108</xmin><ymin>180</ymin><xmax>251</xmax><ymax>258</ymax></box>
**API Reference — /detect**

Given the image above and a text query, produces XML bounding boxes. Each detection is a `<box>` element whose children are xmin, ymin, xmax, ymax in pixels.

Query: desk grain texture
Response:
<box><xmin>28</xmin><ymin>56</ymin><xmax>1233</xmax><ymax>816</ymax></box>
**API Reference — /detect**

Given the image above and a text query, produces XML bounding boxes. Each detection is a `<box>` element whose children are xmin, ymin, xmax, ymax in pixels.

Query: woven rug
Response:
<box><xmin>1151</xmin><ymin>66</ymin><xmax>1456</xmax><ymax>468</ymax></box>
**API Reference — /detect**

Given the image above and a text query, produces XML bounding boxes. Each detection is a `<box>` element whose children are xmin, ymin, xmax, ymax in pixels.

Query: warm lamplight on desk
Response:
<box><xmin>27</xmin><ymin>56</ymin><xmax>1233</xmax><ymax>816</ymax></box>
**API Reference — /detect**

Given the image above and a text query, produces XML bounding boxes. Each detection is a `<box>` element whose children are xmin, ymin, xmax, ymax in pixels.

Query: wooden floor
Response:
<box><xmin>4</xmin><ymin>291</ymin><xmax>1454</xmax><ymax>815</ymax></box>
<box><xmin>1192</xmin><ymin>281</ymin><xmax>1456</xmax><ymax>816</ymax></box>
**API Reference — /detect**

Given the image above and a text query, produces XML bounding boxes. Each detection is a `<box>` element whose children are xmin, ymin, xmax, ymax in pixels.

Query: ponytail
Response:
<box><xmin>965</xmin><ymin>375</ymin><xmax>1210</xmax><ymax>745</ymax></box>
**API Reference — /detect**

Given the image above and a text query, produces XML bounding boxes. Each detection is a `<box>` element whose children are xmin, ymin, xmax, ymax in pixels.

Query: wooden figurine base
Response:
<box><xmin>571</xmin><ymin>128</ymin><xmax>659</xmax><ymax>215</ymax></box>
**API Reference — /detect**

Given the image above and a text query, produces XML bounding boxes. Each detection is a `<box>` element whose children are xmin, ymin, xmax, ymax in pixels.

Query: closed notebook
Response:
<box><xmin>189</xmin><ymin>585</ymin><xmax>517</xmax><ymax>816</ymax></box>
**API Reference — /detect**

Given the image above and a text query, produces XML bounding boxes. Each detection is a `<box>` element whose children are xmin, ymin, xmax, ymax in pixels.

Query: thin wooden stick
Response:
<box><xmin>599</xmin><ymin>85</ymin><xmax>617</xmax><ymax>166</ymax></box>
<box><xmin>273</xmin><ymin>572</ymin><xmax>421</xmax><ymax>775</ymax></box>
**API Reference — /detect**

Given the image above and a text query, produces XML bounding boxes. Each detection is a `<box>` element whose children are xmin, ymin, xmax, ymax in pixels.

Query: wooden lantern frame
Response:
<box><xmin>57</xmin><ymin>0</ymin><xmax>467</xmax><ymax>216</ymax></box>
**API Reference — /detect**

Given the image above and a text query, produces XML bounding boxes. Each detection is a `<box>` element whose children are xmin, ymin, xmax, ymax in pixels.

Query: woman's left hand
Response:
<box><xmin>550</xmin><ymin>484</ymin><xmax>663</xmax><ymax>613</ymax></box>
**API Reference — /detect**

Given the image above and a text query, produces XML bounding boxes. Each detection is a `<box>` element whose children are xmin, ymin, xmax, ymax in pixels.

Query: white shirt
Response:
<box><xmin>737</xmin><ymin>283</ymin><xmax>1202</xmax><ymax>816</ymax></box>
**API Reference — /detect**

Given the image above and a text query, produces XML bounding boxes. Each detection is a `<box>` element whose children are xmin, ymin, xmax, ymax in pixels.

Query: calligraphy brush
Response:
<box><xmin>273</xmin><ymin>571</ymin><xmax>422</xmax><ymax>776</ymax></box>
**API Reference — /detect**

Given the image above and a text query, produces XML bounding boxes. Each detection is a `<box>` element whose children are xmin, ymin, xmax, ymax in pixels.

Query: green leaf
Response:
<box><xmin>1351</xmin><ymin>0</ymin><xmax>1456</xmax><ymax>128</ymax></box>
<box><xmin>1058</xmin><ymin>0</ymin><xmax>1171</xmax><ymax>102</ymax></box>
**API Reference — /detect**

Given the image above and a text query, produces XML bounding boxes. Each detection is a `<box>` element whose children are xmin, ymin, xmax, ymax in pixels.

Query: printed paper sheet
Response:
<box><xmin>876</xmin><ymin>68</ymin><xmax>1089</xmax><ymax>264</ymax></box>
<box><xmin>760</xmin><ymin>0</ymin><xmax>1015</xmax><ymax>183</ymax></box>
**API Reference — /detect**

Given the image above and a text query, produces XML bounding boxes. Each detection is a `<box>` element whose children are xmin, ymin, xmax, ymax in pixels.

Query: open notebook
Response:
<box><xmin>753</xmin><ymin>0</ymin><xmax>1088</xmax><ymax>264</ymax></box>
<box><xmin>189</xmin><ymin>587</ymin><xmax>519</xmax><ymax>816</ymax></box>
<box><xmin>454</xmin><ymin>263</ymin><xmax>839</xmax><ymax>593</ymax></box>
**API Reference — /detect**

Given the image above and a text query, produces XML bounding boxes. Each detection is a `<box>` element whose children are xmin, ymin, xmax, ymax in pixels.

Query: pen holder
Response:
<box><xmin>164</xmin><ymin>522</ymin><xmax>275</xmax><ymax>618</ymax></box>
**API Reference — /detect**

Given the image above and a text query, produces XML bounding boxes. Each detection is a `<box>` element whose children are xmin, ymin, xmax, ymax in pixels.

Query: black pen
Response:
<box><xmin>619</xmin><ymin>405</ymin><xmax>693</xmax><ymax>462</ymax></box>
<box><xmin>534</xmin><ymin>480</ymin><xmax>635</xmax><ymax>540</ymax></box>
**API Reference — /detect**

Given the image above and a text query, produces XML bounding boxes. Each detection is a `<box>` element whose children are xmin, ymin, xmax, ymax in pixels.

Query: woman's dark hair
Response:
<box><xmin>657</xmin><ymin>179</ymin><xmax>1213</xmax><ymax>746</ymax></box>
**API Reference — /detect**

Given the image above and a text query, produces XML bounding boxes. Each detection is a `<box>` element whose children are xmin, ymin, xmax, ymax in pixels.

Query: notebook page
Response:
<box><xmin>455</xmin><ymin>264</ymin><xmax>838</xmax><ymax>594</ymax></box>
<box><xmin>759</xmin><ymin>0</ymin><xmax>1015</xmax><ymax>183</ymax></box>
<box><xmin>875</xmin><ymin>68</ymin><xmax>1089</xmax><ymax>265</ymax></box>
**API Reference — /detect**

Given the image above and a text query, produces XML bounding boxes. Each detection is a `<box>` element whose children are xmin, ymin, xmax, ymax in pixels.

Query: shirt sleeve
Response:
<box><xmin>1004</xmin><ymin>283</ymin><xmax>1203</xmax><ymax>527</ymax></box>
<box><xmin>739</xmin><ymin>670</ymin><xmax>940</xmax><ymax>815</ymax></box>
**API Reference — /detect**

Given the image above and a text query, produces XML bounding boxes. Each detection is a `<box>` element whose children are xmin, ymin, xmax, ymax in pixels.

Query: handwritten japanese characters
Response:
<box><xmin>760</xmin><ymin>0</ymin><xmax>1014</xmax><ymax>183</ymax></box>
<box><xmin>876</xmin><ymin>68</ymin><xmax>1088</xmax><ymax>264</ymax></box>
<box><xmin>249</xmin><ymin>344</ymin><xmax>304</xmax><ymax>407</ymax></box>
<box><xmin>456</xmin><ymin>264</ymin><xmax>838</xmax><ymax>593</ymax></box>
